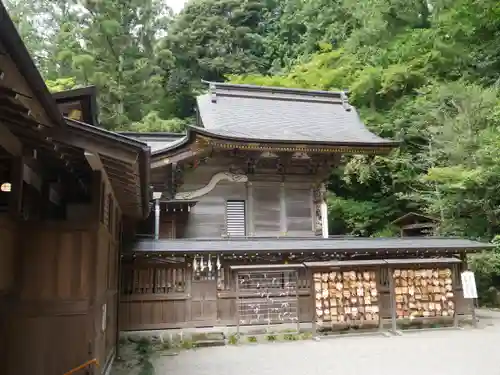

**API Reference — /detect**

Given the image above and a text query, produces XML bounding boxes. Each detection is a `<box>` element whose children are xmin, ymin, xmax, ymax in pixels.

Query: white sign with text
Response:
<box><xmin>461</xmin><ymin>271</ymin><xmax>478</xmax><ymax>299</ymax></box>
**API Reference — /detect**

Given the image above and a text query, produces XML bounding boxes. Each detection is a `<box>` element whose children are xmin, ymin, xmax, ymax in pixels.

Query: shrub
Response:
<box><xmin>469</xmin><ymin>244</ymin><xmax>500</xmax><ymax>306</ymax></box>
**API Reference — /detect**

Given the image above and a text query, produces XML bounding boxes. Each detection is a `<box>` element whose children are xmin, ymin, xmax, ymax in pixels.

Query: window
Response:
<box><xmin>226</xmin><ymin>200</ymin><xmax>246</xmax><ymax>237</ymax></box>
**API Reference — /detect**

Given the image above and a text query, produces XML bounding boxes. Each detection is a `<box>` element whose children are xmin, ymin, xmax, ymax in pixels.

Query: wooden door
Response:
<box><xmin>191</xmin><ymin>279</ymin><xmax>217</xmax><ymax>324</ymax></box>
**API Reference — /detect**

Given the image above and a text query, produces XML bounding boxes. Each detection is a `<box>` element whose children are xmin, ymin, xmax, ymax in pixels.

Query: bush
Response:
<box><xmin>469</xmin><ymin>241</ymin><xmax>500</xmax><ymax>306</ymax></box>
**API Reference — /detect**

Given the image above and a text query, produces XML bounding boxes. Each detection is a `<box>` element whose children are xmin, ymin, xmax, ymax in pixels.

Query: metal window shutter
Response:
<box><xmin>226</xmin><ymin>200</ymin><xmax>246</xmax><ymax>237</ymax></box>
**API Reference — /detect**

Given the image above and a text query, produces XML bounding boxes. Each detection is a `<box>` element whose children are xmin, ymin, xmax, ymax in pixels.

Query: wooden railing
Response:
<box><xmin>63</xmin><ymin>358</ymin><xmax>99</xmax><ymax>375</ymax></box>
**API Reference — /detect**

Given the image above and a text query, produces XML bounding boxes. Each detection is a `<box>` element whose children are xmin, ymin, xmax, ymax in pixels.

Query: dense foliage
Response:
<box><xmin>6</xmin><ymin>0</ymin><xmax>500</xmax><ymax>301</ymax></box>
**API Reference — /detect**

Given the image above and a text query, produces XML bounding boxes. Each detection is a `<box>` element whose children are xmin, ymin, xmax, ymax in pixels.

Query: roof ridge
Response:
<box><xmin>203</xmin><ymin>80</ymin><xmax>348</xmax><ymax>100</ymax></box>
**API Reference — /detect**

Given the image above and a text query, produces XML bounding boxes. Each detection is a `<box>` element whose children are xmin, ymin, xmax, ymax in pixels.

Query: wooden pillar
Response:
<box><xmin>459</xmin><ymin>252</ymin><xmax>468</xmax><ymax>271</ymax></box>
<box><xmin>246</xmin><ymin>181</ymin><xmax>254</xmax><ymax>236</ymax></box>
<box><xmin>310</xmin><ymin>187</ymin><xmax>315</xmax><ymax>233</ymax></box>
<box><xmin>309</xmin><ymin>267</ymin><xmax>317</xmax><ymax>337</ymax></box>
<box><xmin>115</xmin><ymin>217</ymin><xmax>123</xmax><ymax>357</ymax></box>
<box><xmin>388</xmin><ymin>267</ymin><xmax>397</xmax><ymax>333</ymax></box>
<box><xmin>320</xmin><ymin>183</ymin><xmax>328</xmax><ymax>238</ymax></box>
<box><xmin>154</xmin><ymin>199</ymin><xmax>160</xmax><ymax>240</ymax></box>
<box><xmin>280</xmin><ymin>182</ymin><xmax>287</xmax><ymax>235</ymax></box>
<box><xmin>152</xmin><ymin>192</ymin><xmax>162</xmax><ymax>240</ymax></box>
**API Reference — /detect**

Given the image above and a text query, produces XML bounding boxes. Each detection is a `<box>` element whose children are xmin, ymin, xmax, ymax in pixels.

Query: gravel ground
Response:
<box><xmin>154</xmin><ymin>311</ymin><xmax>500</xmax><ymax>375</ymax></box>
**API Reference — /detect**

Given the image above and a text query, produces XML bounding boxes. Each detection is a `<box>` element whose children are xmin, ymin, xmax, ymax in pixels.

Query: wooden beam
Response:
<box><xmin>0</xmin><ymin>121</ymin><xmax>22</xmax><ymax>155</ymax></box>
<box><xmin>60</xmin><ymin>131</ymin><xmax>138</xmax><ymax>165</ymax></box>
<box><xmin>151</xmin><ymin>148</ymin><xmax>209</xmax><ymax>169</ymax></box>
<box><xmin>0</xmin><ymin>54</ymin><xmax>52</xmax><ymax>127</ymax></box>
<box><xmin>100</xmin><ymin>154</ymin><xmax>134</xmax><ymax>168</ymax></box>
<box><xmin>108</xmin><ymin>180</ymin><xmax>141</xmax><ymax>196</ymax></box>
<box><xmin>106</xmin><ymin>171</ymin><xmax>140</xmax><ymax>187</ymax></box>
<box><xmin>102</xmin><ymin>162</ymin><xmax>137</xmax><ymax>180</ymax></box>
<box><xmin>22</xmin><ymin>163</ymin><xmax>42</xmax><ymax>192</ymax></box>
<box><xmin>84</xmin><ymin>151</ymin><xmax>121</xmax><ymax>217</ymax></box>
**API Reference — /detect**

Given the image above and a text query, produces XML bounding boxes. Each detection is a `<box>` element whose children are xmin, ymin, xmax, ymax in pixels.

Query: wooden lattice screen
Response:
<box><xmin>121</xmin><ymin>266</ymin><xmax>186</xmax><ymax>294</ymax></box>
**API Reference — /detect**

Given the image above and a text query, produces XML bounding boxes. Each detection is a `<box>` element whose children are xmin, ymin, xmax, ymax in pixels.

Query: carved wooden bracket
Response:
<box><xmin>174</xmin><ymin>171</ymin><xmax>248</xmax><ymax>200</ymax></box>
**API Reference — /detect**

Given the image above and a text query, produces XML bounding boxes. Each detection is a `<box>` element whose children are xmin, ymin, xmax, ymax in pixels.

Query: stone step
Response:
<box><xmin>194</xmin><ymin>339</ymin><xmax>226</xmax><ymax>348</ymax></box>
<box><xmin>190</xmin><ymin>332</ymin><xmax>225</xmax><ymax>342</ymax></box>
<box><xmin>189</xmin><ymin>331</ymin><xmax>226</xmax><ymax>348</ymax></box>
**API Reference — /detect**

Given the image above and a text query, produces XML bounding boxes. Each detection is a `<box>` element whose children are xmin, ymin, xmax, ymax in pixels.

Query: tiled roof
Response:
<box><xmin>196</xmin><ymin>82</ymin><xmax>398</xmax><ymax>147</ymax></box>
<box><xmin>130</xmin><ymin>237</ymin><xmax>493</xmax><ymax>253</ymax></box>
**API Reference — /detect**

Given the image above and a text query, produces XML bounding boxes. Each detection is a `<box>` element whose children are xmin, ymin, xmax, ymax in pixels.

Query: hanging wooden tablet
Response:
<box><xmin>392</xmin><ymin>267</ymin><xmax>455</xmax><ymax>319</ymax></box>
<box><xmin>315</xmin><ymin>268</ymin><xmax>380</xmax><ymax>328</ymax></box>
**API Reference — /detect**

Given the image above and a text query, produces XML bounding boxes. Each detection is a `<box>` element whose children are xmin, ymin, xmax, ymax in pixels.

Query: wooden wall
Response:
<box><xmin>119</xmin><ymin>259</ymin><xmax>470</xmax><ymax>331</ymax></box>
<box><xmin>253</xmin><ymin>184</ymin><xmax>281</xmax><ymax>236</ymax></box>
<box><xmin>2</xmin><ymin>172</ymin><xmax>122</xmax><ymax>375</ymax></box>
<box><xmin>94</xmin><ymin>221</ymin><xmax>120</xmax><ymax>372</ymax></box>
<box><xmin>0</xmin><ymin>215</ymin><xmax>17</xmax><ymax>371</ymax></box>
<box><xmin>0</xmin><ymin>215</ymin><xmax>16</xmax><ymax>293</ymax></box>
<box><xmin>285</xmin><ymin>186</ymin><xmax>314</xmax><ymax>236</ymax></box>
<box><xmin>120</xmin><ymin>262</ymin><xmax>191</xmax><ymax>330</ymax></box>
<box><xmin>119</xmin><ymin>259</ymin><xmax>314</xmax><ymax>331</ymax></box>
<box><xmin>120</xmin><ymin>295</ymin><xmax>190</xmax><ymax>330</ymax></box>
<box><xmin>4</xmin><ymin>223</ymin><xmax>95</xmax><ymax>375</ymax></box>
<box><xmin>176</xmin><ymin>163</ymin><xmax>315</xmax><ymax>238</ymax></box>
<box><xmin>184</xmin><ymin>181</ymin><xmax>246</xmax><ymax>238</ymax></box>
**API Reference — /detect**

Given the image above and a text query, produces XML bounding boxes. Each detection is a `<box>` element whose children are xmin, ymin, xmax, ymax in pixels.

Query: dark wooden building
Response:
<box><xmin>0</xmin><ymin>4</ymin><xmax>150</xmax><ymax>374</ymax></box>
<box><xmin>52</xmin><ymin>86</ymin><xmax>99</xmax><ymax>126</ymax></box>
<box><xmin>392</xmin><ymin>212</ymin><xmax>439</xmax><ymax>237</ymax></box>
<box><xmin>120</xmin><ymin>82</ymin><xmax>493</xmax><ymax>332</ymax></box>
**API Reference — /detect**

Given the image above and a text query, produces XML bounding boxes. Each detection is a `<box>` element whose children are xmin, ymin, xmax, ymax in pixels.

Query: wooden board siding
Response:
<box><xmin>6</xmin><ymin>314</ymin><xmax>91</xmax><ymax>375</ymax></box>
<box><xmin>285</xmin><ymin>187</ymin><xmax>313</xmax><ymax>236</ymax></box>
<box><xmin>3</xmin><ymin>216</ymin><xmax>121</xmax><ymax>374</ymax></box>
<box><xmin>0</xmin><ymin>215</ymin><xmax>16</xmax><ymax>373</ymax></box>
<box><xmin>95</xmin><ymin>223</ymin><xmax>120</xmax><ymax>370</ymax></box>
<box><xmin>173</xmin><ymin>162</ymin><xmax>319</xmax><ymax>238</ymax></box>
<box><xmin>120</xmin><ymin>297</ymin><xmax>189</xmax><ymax>330</ymax></box>
<box><xmin>191</xmin><ymin>280</ymin><xmax>217</xmax><ymax>322</ymax></box>
<box><xmin>217</xmin><ymin>297</ymin><xmax>237</xmax><ymax>323</ymax></box>
<box><xmin>4</xmin><ymin>223</ymin><xmax>95</xmax><ymax>375</ymax></box>
<box><xmin>119</xmin><ymin>261</ymin><xmax>314</xmax><ymax>330</ymax></box>
<box><xmin>184</xmin><ymin>192</ymin><xmax>225</xmax><ymax>237</ymax></box>
<box><xmin>119</xmin><ymin>259</ymin><xmax>471</xmax><ymax>331</ymax></box>
<box><xmin>160</xmin><ymin>215</ymin><xmax>175</xmax><ymax>239</ymax></box>
<box><xmin>0</xmin><ymin>215</ymin><xmax>16</xmax><ymax>293</ymax></box>
<box><xmin>184</xmin><ymin>182</ymin><xmax>246</xmax><ymax>238</ymax></box>
<box><xmin>18</xmin><ymin>224</ymin><xmax>93</xmax><ymax>300</ymax></box>
<box><xmin>120</xmin><ymin>262</ymin><xmax>190</xmax><ymax>330</ymax></box>
<box><xmin>253</xmin><ymin>184</ymin><xmax>281</xmax><ymax>237</ymax></box>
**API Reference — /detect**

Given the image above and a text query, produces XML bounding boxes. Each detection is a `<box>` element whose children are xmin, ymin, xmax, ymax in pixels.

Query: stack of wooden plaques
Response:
<box><xmin>314</xmin><ymin>270</ymin><xmax>380</xmax><ymax>326</ymax></box>
<box><xmin>393</xmin><ymin>268</ymin><xmax>455</xmax><ymax>319</ymax></box>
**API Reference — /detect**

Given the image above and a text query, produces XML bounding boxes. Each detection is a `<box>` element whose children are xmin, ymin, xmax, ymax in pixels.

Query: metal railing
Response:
<box><xmin>63</xmin><ymin>358</ymin><xmax>99</xmax><ymax>375</ymax></box>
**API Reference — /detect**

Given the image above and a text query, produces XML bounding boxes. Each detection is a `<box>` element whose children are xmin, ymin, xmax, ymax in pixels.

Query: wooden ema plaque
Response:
<box><xmin>393</xmin><ymin>268</ymin><xmax>455</xmax><ymax>319</ymax></box>
<box><xmin>314</xmin><ymin>270</ymin><xmax>379</xmax><ymax>328</ymax></box>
